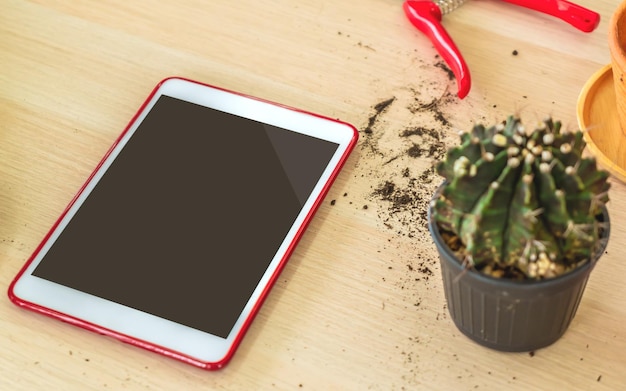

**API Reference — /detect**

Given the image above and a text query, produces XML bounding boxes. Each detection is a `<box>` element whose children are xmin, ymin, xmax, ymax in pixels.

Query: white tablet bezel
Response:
<box><xmin>9</xmin><ymin>77</ymin><xmax>358</xmax><ymax>369</ymax></box>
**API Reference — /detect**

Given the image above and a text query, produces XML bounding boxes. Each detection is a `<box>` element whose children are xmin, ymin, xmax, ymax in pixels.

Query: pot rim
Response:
<box><xmin>427</xmin><ymin>182</ymin><xmax>611</xmax><ymax>287</ymax></box>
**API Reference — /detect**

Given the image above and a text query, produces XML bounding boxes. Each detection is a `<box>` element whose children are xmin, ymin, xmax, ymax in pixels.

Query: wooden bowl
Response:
<box><xmin>577</xmin><ymin>64</ymin><xmax>626</xmax><ymax>183</ymax></box>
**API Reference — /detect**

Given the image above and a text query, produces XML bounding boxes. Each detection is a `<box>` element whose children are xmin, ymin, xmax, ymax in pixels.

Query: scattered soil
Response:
<box><xmin>359</xmin><ymin>84</ymin><xmax>456</xmax><ymax>238</ymax></box>
<box><xmin>434</xmin><ymin>61</ymin><xmax>455</xmax><ymax>81</ymax></box>
<box><xmin>347</xmin><ymin>54</ymin><xmax>475</xmax><ymax>383</ymax></box>
<box><xmin>363</xmin><ymin>97</ymin><xmax>395</xmax><ymax>134</ymax></box>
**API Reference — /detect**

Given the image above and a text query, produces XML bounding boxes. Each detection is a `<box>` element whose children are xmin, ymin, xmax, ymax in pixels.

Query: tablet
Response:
<box><xmin>9</xmin><ymin>77</ymin><xmax>358</xmax><ymax>369</ymax></box>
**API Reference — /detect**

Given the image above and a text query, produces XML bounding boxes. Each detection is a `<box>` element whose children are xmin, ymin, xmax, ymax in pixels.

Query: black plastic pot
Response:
<box><xmin>428</xmin><ymin>187</ymin><xmax>610</xmax><ymax>352</ymax></box>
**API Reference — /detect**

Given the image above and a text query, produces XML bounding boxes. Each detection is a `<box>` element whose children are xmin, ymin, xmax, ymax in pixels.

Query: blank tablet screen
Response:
<box><xmin>32</xmin><ymin>95</ymin><xmax>339</xmax><ymax>338</ymax></box>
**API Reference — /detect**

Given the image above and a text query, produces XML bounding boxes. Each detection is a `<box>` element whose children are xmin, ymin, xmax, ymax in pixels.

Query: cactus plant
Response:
<box><xmin>431</xmin><ymin>115</ymin><xmax>610</xmax><ymax>279</ymax></box>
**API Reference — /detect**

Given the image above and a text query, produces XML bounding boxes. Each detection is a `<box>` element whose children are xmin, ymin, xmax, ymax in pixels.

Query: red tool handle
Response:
<box><xmin>501</xmin><ymin>0</ymin><xmax>600</xmax><ymax>32</ymax></box>
<box><xmin>403</xmin><ymin>1</ymin><xmax>471</xmax><ymax>99</ymax></box>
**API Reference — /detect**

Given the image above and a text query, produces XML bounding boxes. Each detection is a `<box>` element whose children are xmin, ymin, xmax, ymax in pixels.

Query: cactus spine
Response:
<box><xmin>432</xmin><ymin>116</ymin><xmax>610</xmax><ymax>279</ymax></box>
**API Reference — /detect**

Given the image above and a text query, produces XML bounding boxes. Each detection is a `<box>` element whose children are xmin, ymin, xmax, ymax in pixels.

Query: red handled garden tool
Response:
<box><xmin>403</xmin><ymin>0</ymin><xmax>600</xmax><ymax>99</ymax></box>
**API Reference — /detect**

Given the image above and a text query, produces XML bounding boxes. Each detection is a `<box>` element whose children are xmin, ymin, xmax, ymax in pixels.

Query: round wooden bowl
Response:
<box><xmin>577</xmin><ymin>1</ymin><xmax>626</xmax><ymax>184</ymax></box>
<box><xmin>577</xmin><ymin>64</ymin><xmax>626</xmax><ymax>183</ymax></box>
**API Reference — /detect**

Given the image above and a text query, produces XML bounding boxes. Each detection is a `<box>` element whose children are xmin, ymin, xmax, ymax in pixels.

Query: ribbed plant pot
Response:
<box><xmin>428</xmin><ymin>188</ymin><xmax>610</xmax><ymax>352</ymax></box>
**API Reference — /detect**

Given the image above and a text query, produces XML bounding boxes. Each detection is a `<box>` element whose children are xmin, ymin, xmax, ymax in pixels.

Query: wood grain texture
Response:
<box><xmin>2</xmin><ymin>0</ymin><xmax>625</xmax><ymax>389</ymax></box>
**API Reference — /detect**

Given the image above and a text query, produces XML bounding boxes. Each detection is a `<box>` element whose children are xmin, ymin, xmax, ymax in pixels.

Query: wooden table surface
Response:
<box><xmin>2</xmin><ymin>0</ymin><xmax>625</xmax><ymax>389</ymax></box>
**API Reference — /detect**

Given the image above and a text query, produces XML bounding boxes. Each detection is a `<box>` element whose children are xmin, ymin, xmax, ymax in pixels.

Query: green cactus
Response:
<box><xmin>432</xmin><ymin>115</ymin><xmax>610</xmax><ymax>279</ymax></box>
